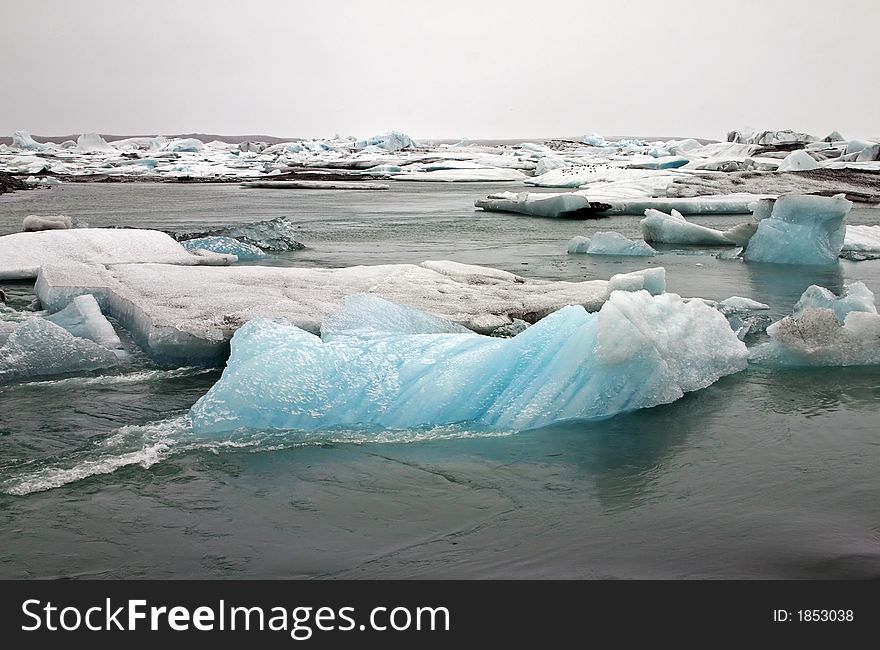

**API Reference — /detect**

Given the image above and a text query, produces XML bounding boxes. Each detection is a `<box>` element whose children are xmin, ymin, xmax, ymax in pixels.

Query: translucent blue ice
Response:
<box><xmin>45</xmin><ymin>294</ymin><xmax>122</xmax><ymax>349</ymax></box>
<box><xmin>568</xmin><ymin>232</ymin><xmax>656</xmax><ymax>256</ymax></box>
<box><xmin>181</xmin><ymin>236</ymin><xmax>266</xmax><ymax>261</ymax></box>
<box><xmin>190</xmin><ymin>292</ymin><xmax>748</xmax><ymax>434</ymax></box>
<box><xmin>743</xmin><ymin>194</ymin><xmax>851</xmax><ymax>265</ymax></box>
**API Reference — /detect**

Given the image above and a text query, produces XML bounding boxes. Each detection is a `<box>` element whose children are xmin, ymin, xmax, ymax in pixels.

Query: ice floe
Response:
<box><xmin>33</xmin><ymin>260</ymin><xmax>665</xmax><ymax>365</ymax></box>
<box><xmin>180</xmin><ymin>236</ymin><xmax>267</xmax><ymax>261</ymax></box>
<box><xmin>0</xmin><ymin>229</ymin><xmax>234</xmax><ymax>280</ymax></box>
<box><xmin>189</xmin><ymin>291</ymin><xmax>748</xmax><ymax>433</ymax></box>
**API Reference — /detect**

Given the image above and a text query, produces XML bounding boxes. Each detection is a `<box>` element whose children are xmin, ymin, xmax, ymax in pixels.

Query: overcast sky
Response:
<box><xmin>2</xmin><ymin>0</ymin><xmax>877</xmax><ymax>140</ymax></box>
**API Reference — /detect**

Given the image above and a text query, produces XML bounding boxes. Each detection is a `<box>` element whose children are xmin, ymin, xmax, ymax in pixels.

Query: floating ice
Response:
<box><xmin>189</xmin><ymin>291</ymin><xmax>748</xmax><ymax>434</ymax></box>
<box><xmin>842</xmin><ymin>225</ymin><xmax>880</xmax><ymax>255</ymax></box>
<box><xmin>475</xmin><ymin>191</ymin><xmax>610</xmax><ymax>218</ymax></box>
<box><xmin>45</xmin><ymin>294</ymin><xmax>123</xmax><ymax>349</ymax></box>
<box><xmin>742</xmin><ymin>194</ymin><xmax>851</xmax><ymax>265</ymax></box>
<box><xmin>242</xmin><ymin>180</ymin><xmax>390</xmax><ymax>190</ymax></box>
<box><xmin>0</xmin><ymin>318</ymin><xmax>119</xmax><ymax>383</ymax></box>
<box><xmin>396</xmin><ymin>168</ymin><xmax>527</xmax><ymax>182</ymax></box>
<box><xmin>354</xmin><ymin>132</ymin><xmax>416</xmax><ymax>151</ymax></box>
<box><xmin>22</xmin><ymin>215</ymin><xmax>72</xmax><ymax>232</ymax></box>
<box><xmin>640</xmin><ymin>209</ymin><xmax>740</xmax><ymax>246</ymax></box>
<box><xmin>0</xmin><ymin>228</ymin><xmax>233</xmax><ymax>280</ymax></box>
<box><xmin>776</xmin><ymin>150</ymin><xmax>819</xmax><ymax>172</ymax></box>
<box><xmin>175</xmin><ymin>217</ymin><xmax>305</xmax><ymax>251</ymax></box>
<box><xmin>76</xmin><ymin>133</ymin><xmax>114</xmax><ymax>153</ymax></box>
<box><xmin>181</xmin><ymin>236</ymin><xmax>266</xmax><ymax>261</ymax></box>
<box><xmin>11</xmin><ymin>131</ymin><xmax>45</xmax><ymax>150</ymax></box>
<box><xmin>627</xmin><ymin>155</ymin><xmax>690</xmax><ymax>170</ymax></box>
<box><xmin>718</xmin><ymin>296</ymin><xmax>770</xmax><ymax>311</ymax></box>
<box><xmin>33</xmin><ymin>260</ymin><xmax>663</xmax><ymax>364</ymax></box>
<box><xmin>792</xmin><ymin>282</ymin><xmax>876</xmax><ymax>323</ymax></box>
<box><xmin>750</xmin><ymin>283</ymin><xmax>880</xmax><ymax>367</ymax></box>
<box><xmin>568</xmin><ymin>232</ymin><xmax>656</xmax><ymax>256</ymax></box>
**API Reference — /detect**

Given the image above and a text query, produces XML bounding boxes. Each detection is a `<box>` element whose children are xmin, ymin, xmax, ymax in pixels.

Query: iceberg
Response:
<box><xmin>11</xmin><ymin>131</ymin><xmax>45</xmax><ymax>151</ymax></box>
<box><xmin>44</xmin><ymin>294</ymin><xmax>123</xmax><ymax>349</ymax></box>
<box><xmin>22</xmin><ymin>215</ymin><xmax>73</xmax><ymax>232</ymax></box>
<box><xmin>76</xmin><ymin>133</ymin><xmax>114</xmax><ymax>153</ymax></box>
<box><xmin>568</xmin><ymin>232</ymin><xmax>656</xmax><ymax>256</ymax></box>
<box><xmin>718</xmin><ymin>296</ymin><xmax>770</xmax><ymax>311</ymax></box>
<box><xmin>475</xmin><ymin>192</ymin><xmax>611</xmax><ymax>219</ymax></box>
<box><xmin>640</xmin><ymin>209</ymin><xmax>741</xmax><ymax>246</ymax></box>
<box><xmin>0</xmin><ymin>228</ymin><xmax>234</xmax><ymax>280</ymax></box>
<box><xmin>792</xmin><ymin>282</ymin><xmax>876</xmax><ymax>323</ymax></box>
<box><xmin>751</xmin><ymin>283</ymin><xmax>880</xmax><ymax>367</ymax></box>
<box><xmin>842</xmin><ymin>225</ymin><xmax>880</xmax><ymax>256</ymax></box>
<box><xmin>189</xmin><ymin>291</ymin><xmax>748</xmax><ymax>434</ymax></box>
<box><xmin>354</xmin><ymin>132</ymin><xmax>416</xmax><ymax>152</ymax></box>
<box><xmin>174</xmin><ymin>217</ymin><xmax>305</xmax><ymax>252</ymax></box>
<box><xmin>181</xmin><ymin>236</ymin><xmax>267</xmax><ymax>261</ymax></box>
<box><xmin>776</xmin><ymin>150</ymin><xmax>819</xmax><ymax>172</ymax></box>
<box><xmin>241</xmin><ymin>180</ymin><xmax>390</xmax><ymax>190</ymax></box>
<box><xmin>0</xmin><ymin>318</ymin><xmax>119</xmax><ymax>383</ymax></box>
<box><xmin>627</xmin><ymin>155</ymin><xmax>690</xmax><ymax>170</ymax></box>
<box><xmin>742</xmin><ymin>194</ymin><xmax>851</xmax><ymax>265</ymax></box>
<box><xmin>33</xmin><ymin>260</ymin><xmax>663</xmax><ymax>365</ymax></box>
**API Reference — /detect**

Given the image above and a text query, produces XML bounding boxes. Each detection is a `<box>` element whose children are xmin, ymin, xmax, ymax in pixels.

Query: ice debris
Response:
<box><xmin>640</xmin><ymin>209</ymin><xmax>745</xmax><ymax>246</ymax></box>
<box><xmin>23</xmin><ymin>215</ymin><xmax>73</xmax><ymax>232</ymax></box>
<box><xmin>189</xmin><ymin>291</ymin><xmax>748</xmax><ymax>433</ymax></box>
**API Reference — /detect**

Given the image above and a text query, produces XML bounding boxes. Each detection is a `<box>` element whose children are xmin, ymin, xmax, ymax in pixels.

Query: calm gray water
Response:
<box><xmin>1</xmin><ymin>182</ymin><xmax>878</xmax><ymax>578</ymax></box>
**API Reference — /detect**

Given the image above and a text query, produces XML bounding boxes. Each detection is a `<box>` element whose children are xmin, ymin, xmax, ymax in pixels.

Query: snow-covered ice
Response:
<box><xmin>33</xmin><ymin>260</ymin><xmax>665</xmax><ymax>364</ymax></box>
<box><xmin>189</xmin><ymin>291</ymin><xmax>748</xmax><ymax>433</ymax></box>
<box><xmin>776</xmin><ymin>150</ymin><xmax>819</xmax><ymax>172</ymax></box>
<box><xmin>742</xmin><ymin>194</ymin><xmax>851</xmax><ymax>265</ymax></box>
<box><xmin>0</xmin><ymin>229</ymin><xmax>234</xmax><ymax>280</ymax></box>
<box><xmin>568</xmin><ymin>232</ymin><xmax>656</xmax><ymax>256</ymax></box>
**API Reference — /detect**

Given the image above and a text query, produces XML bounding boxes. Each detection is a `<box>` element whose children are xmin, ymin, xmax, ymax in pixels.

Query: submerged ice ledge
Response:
<box><xmin>189</xmin><ymin>292</ymin><xmax>748</xmax><ymax>434</ymax></box>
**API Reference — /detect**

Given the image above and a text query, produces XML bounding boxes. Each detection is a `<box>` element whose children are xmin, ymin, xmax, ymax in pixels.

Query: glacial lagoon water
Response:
<box><xmin>1</xmin><ymin>182</ymin><xmax>878</xmax><ymax>578</ymax></box>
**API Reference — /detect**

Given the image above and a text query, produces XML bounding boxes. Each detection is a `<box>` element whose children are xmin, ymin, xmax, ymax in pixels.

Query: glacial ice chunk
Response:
<box><xmin>0</xmin><ymin>318</ymin><xmax>119</xmax><ymax>383</ymax></box>
<box><xmin>792</xmin><ymin>282</ymin><xmax>876</xmax><ymax>323</ymax></box>
<box><xmin>742</xmin><ymin>194</ymin><xmax>851</xmax><ymax>265</ymax></box>
<box><xmin>11</xmin><ymin>131</ymin><xmax>45</xmax><ymax>150</ymax></box>
<box><xmin>22</xmin><ymin>215</ymin><xmax>73</xmax><ymax>232</ymax></box>
<box><xmin>175</xmin><ymin>217</ymin><xmax>305</xmax><ymax>252</ymax></box>
<box><xmin>189</xmin><ymin>291</ymin><xmax>748</xmax><ymax>433</ymax></box>
<box><xmin>640</xmin><ymin>209</ymin><xmax>739</xmax><ymax>246</ymax></box>
<box><xmin>842</xmin><ymin>225</ymin><xmax>880</xmax><ymax>253</ymax></box>
<box><xmin>321</xmin><ymin>294</ymin><xmax>470</xmax><ymax>341</ymax></box>
<box><xmin>718</xmin><ymin>296</ymin><xmax>770</xmax><ymax>311</ymax></box>
<box><xmin>76</xmin><ymin>133</ymin><xmax>114</xmax><ymax>152</ymax></box>
<box><xmin>181</xmin><ymin>236</ymin><xmax>266</xmax><ymax>261</ymax></box>
<box><xmin>607</xmin><ymin>268</ymin><xmax>666</xmax><ymax>294</ymax></box>
<box><xmin>45</xmin><ymin>294</ymin><xmax>123</xmax><ymax>349</ymax></box>
<box><xmin>750</xmin><ymin>283</ymin><xmax>880</xmax><ymax>366</ymax></box>
<box><xmin>776</xmin><ymin>150</ymin><xmax>819</xmax><ymax>172</ymax></box>
<box><xmin>568</xmin><ymin>232</ymin><xmax>656</xmax><ymax>256</ymax></box>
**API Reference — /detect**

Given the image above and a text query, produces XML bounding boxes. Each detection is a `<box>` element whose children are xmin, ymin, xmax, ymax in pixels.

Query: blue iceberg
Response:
<box><xmin>181</xmin><ymin>236</ymin><xmax>267</xmax><ymax>261</ymax></box>
<box><xmin>743</xmin><ymin>194</ymin><xmax>851</xmax><ymax>265</ymax></box>
<box><xmin>568</xmin><ymin>232</ymin><xmax>656</xmax><ymax>256</ymax></box>
<box><xmin>190</xmin><ymin>292</ymin><xmax>748</xmax><ymax>434</ymax></box>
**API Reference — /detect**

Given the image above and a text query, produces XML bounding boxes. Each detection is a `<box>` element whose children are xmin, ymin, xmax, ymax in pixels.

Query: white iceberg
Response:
<box><xmin>718</xmin><ymin>296</ymin><xmax>770</xmax><ymax>311</ymax></box>
<box><xmin>33</xmin><ymin>259</ymin><xmax>664</xmax><ymax>365</ymax></box>
<box><xmin>475</xmin><ymin>191</ymin><xmax>608</xmax><ymax>218</ymax></box>
<box><xmin>842</xmin><ymin>225</ymin><xmax>880</xmax><ymax>253</ymax></box>
<box><xmin>776</xmin><ymin>150</ymin><xmax>819</xmax><ymax>172</ymax></box>
<box><xmin>742</xmin><ymin>194</ymin><xmax>851</xmax><ymax>265</ymax></box>
<box><xmin>396</xmin><ymin>168</ymin><xmax>527</xmax><ymax>182</ymax></box>
<box><xmin>0</xmin><ymin>228</ymin><xmax>234</xmax><ymax>280</ymax></box>
<box><xmin>44</xmin><ymin>294</ymin><xmax>123</xmax><ymax>349</ymax></box>
<box><xmin>22</xmin><ymin>215</ymin><xmax>73</xmax><ymax>232</ymax></box>
<box><xmin>0</xmin><ymin>318</ymin><xmax>119</xmax><ymax>383</ymax></box>
<box><xmin>751</xmin><ymin>283</ymin><xmax>880</xmax><ymax>367</ymax></box>
<box><xmin>189</xmin><ymin>291</ymin><xmax>748</xmax><ymax>434</ymax></box>
<box><xmin>10</xmin><ymin>131</ymin><xmax>45</xmax><ymax>151</ymax></box>
<box><xmin>76</xmin><ymin>133</ymin><xmax>115</xmax><ymax>153</ymax></box>
<box><xmin>640</xmin><ymin>209</ymin><xmax>742</xmax><ymax>246</ymax></box>
<box><xmin>568</xmin><ymin>232</ymin><xmax>656</xmax><ymax>256</ymax></box>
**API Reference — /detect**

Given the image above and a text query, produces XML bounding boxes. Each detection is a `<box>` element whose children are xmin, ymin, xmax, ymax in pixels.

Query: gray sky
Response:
<box><xmin>2</xmin><ymin>0</ymin><xmax>877</xmax><ymax>140</ymax></box>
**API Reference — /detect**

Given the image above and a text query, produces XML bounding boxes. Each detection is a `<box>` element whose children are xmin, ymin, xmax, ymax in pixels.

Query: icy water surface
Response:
<box><xmin>1</xmin><ymin>183</ymin><xmax>879</xmax><ymax>578</ymax></box>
